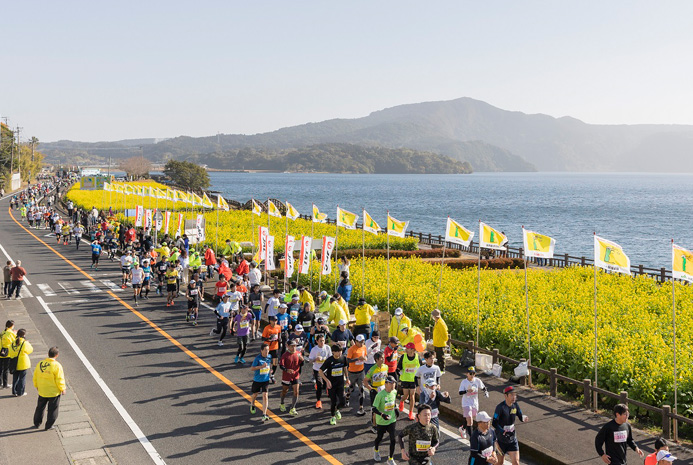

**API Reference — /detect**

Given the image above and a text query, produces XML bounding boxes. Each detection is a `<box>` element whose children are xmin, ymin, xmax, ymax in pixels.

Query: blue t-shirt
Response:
<box><xmin>276</xmin><ymin>312</ymin><xmax>290</xmax><ymax>331</ymax></box>
<box><xmin>91</xmin><ymin>243</ymin><xmax>102</xmax><ymax>255</ymax></box>
<box><xmin>252</xmin><ymin>354</ymin><xmax>272</xmax><ymax>382</ymax></box>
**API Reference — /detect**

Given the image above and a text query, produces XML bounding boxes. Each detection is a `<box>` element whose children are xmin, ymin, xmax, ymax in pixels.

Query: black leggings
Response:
<box><xmin>375</xmin><ymin>422</ymin><xmax>396</xmax><ymax>458</ymax></box>
<box><xmin>213</xmin><ymin>317</ymin><xmax>229</xmax><ymax>341</ymax></box>
<box><xmin>328</xmin><ymin>384</ymin><xmax>345</xmax><ymax>416</ymax></box>
<box><xmin>237</xmin><ymin>335</ymin><xmax>248</xmax><ymax>358</ymax></box>
<box><xmin>313</xmin><ymin>370</ymin><xmax>326</xmax><ymax>401</ymax></box>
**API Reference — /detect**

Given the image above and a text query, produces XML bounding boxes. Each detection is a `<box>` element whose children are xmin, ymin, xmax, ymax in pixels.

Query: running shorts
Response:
<box><xmin>462</xmin><ymin>405</ymin><xmax>478</xmax><ymax>419</ymax></box>
<box><xmin>282</xmin><ymin>379</ymin><xmax>299</xmax><ymax>386</ymax></box>
<box><xmin>401</xmin><ymin>380</ymin><xmax>417</xmax><ymax>389</ymax></box>
<box><xmin>167</xmin><ymin>283</ymin><xmax>177</xmax><ymax>292</ymax></box>
<box><xmin>188</xmin><ymin>300</ymin><xmax>198</xmax><ymax>309</ymax></box>
<box><xmin>498</xmin><ymin>438</ymin><xmax>520</xmax><ymax>454</ymax></box>
<box><xmin>251</xmin><ymin>381</ymin><xmax>269</xmax><ymax>393</ymax></box>
<box><xmin>252</xmin><ymin>310</ymin><xmax>261</xmax><ymax>321</ymax></box>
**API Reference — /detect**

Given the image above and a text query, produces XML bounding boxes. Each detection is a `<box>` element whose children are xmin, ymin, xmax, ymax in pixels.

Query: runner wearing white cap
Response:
<box><xmin>468</xmin><ymin>411</ymin><xmax>500</xmax><ymax>465</ymax></box>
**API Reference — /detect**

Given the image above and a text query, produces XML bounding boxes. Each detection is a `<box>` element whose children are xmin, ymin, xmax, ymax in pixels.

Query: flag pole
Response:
<box><xmin>309</xmin><ymin>211</ymin><xmax>314</xmax><ymax>292</ymax></box>
<box><xmin>318</xmin><ymin>237</ymin><xmax>323</xmax><ymax>293</ymax></box>
<box><xmin>523</xmin><ymin>226</ymin><xmax>531</xmax><ymax>385</ymax></box>
<box><xmin>285</xmin><ymin>201</ymin><xmax>289</xmax><ymax>292</ymax></box>
<box><xmin>266</xmin><ymin>199</ymin><xmax>271</xmax><ymax>285</ymax></box>
<box><xmin>387</xmin><ymin>210</ymin><xmax>391</xmax><ymax>314</ymax></box>
<box><xmin>251</xmin><ymin>200</ymin><xmax>256</xmax><ymax>257</ymax></box>
<box><xmin>476</xmin><ymin>220</ymin><xmax>481</xmax><ymax>348</ymax></box>
<box><xmin>672</xmin><ymin>239</ymin><xmax>678</xmax><ymax>438</ymax></box>
<box><xmin>215</xmin><ymin>200</ymin><xmax>219</xmax><ymax>256</ymax></box>
<box><xmin>593</xmin><ymin>232</ymin><xmax>599</xmax><ymax>411</ymax></box>
<box><xmin>334</xmin><ymin>206</ymin><xmax>340</xmax><ymax>295</ymax></box>
<box><xmin>437</xmin><ymin>217</ymin><xmax>448</xmax><ymax>309</ymax></box>
<box><xmin>361</xmin><ymin>208</ymin><xmax>366</xmax><ymax>300</ymax></box>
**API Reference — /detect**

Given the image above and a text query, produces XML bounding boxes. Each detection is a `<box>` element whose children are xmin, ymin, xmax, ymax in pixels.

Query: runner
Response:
<box><xmin>73</xmin><ymin>223</ymin><xmax>84</xmax><ymax>250</ymax></box>
<box><xmin>210</xmin><ymin>294</ymin><xmax>231</xmax><ymax>346</ymax></box>
<box><xmin>319</xmin><ymin>344</ymin><xmax>349</xmax><ymax>425</ymax></box>
<box><xmin>311</xmin><ymin>317</ymin><xmax>331</xmax><ymax>346</ymax></box>
<box><xmin>383</xmin><ymin>337</ymin><xmax>400</xmax><ymax>380</ymax></box>
<box><xmin>155</xmin><ymin>256</ymin><xmax>168</xmax><ymax>295</ymax></box>
<box><xmin>250</xmin><ymin>343</ymin><xmax>272</xmax><ymax>422</ymax></box>
<box><xmin>248</xmin><ymin>283</ymin><xmax>264</xmax><ymax>340</ymax></box>
<box><xmin>233</xmin><ymin>305</ymin><xmax>254</xmax><ymax>364</ymax></box>
<box><xmin>120</xmin><ymin>250</ymin><xmax>133</xmax><ymax>289</ymax></box>
<box><xmin>308</xmin><ymin>334</ymin><xmax>331</xmax><ymax>409</ymax></box>
<box><xmin>458</xmin><ymin>366</ymin><xmax>489</xmax><ymax>439</ymax></box>
<box><xmin>276</xmin><ymin>304</ymin><xmax>290</xmax><ymax>356</ymax></box>
<box><xmin>468</xmin><ymin>411</ymin><xmax>500</xmax><ymax>465</ymax></box>
<box><xmin>185</xmin><ymin>278</ymin><xmax>200</xmax><ymax>325</ymax></box>
<box><xmin>364</xmin><ymin>331</ymin><xmax>381</xmax><ymax>374</ymax></box>
<box><xmin>130</xmin><ymin>262</ymin><xmax>144</xmax><ymax>306</ymax></box>
<box><xmin>298</xmin><ymin>302</ymin><xmax>316</xmax><ymax>347</ymax></box>
<box><xmin>90</xmin><ymin>240</ymin><xmax>102</xmax><ymax>271</ymax></box>
<box><xmin>372</xmin><ymin>376</ymin><xmax>399</xmax><ymax>465</ymax></box>
<box><xmin>287</xmin><ymin>294</ymin><xmax>301</xmax><ymax>329</ymax></box>
<box><xmin>595</xmin><ymin>403</ymin><xmax>643</xmax><ymax>465</ymax></box>
<box><xmin>279</xmin><ymin>340</ymin><xmax>303</xmax><ymax>416</ymax></box>
<box><xmin>364</xmin><ymin>351</ymin><xmax>389</xmax><ymax>434</ymax></box>
<box><xmin>331</xmin><ymin>319</ymin><xmax>354</xmax><ymax>351</ymax></box>
<box><xmin>492</xmin><ymin>386</ymin><xmax>529</xmax><ymax>465</ymax></box>
<box><xmin>165</xmin><ymin>264</ymin><xmax>179</xmax><ymax>307</ymax></box>
<box><xmin>418</xmin><ymin>378</ymin><xmax>450</xmax><ymax>431</ymax></box>
<box><xmin>213</xmin><ymin>274</ymin><xmax>228</xmax><ymax>304</ymax></box>
<box><xmin>346</xmin><ymin>334</ymin><xmax>368</xmax><ymax>416</ymax></box>
<box><xmin>141</xmin><ymin>259</ymin><xmax>152</xmax><ymax>300</ymax></box>
<box><xmin>265</xmin><ymin>288</ymin><xmax>281</xmax><ymax>319</ymax></box>
<box><xmin>397</xmin><ymin>404</ymin><xmax>440</xmax><ymax>465</ymax></box>
<box><xmin>261</xmin><ymin>315</ymin><xmax>281</xmax><ymax>384</ymax></box>
<box><xmin>397</xmin><ymin>342</ymin><xmax>421</xmax><ymax>420</ymax></box>
<box><xmin>353</xmin><ymin>297</ymin><xmax>375</xmax><ymax>339</ymax></box>
<box><xmin>415</xmin><ymin>352</ymin><xmax>442</xmax><ymax>396</ymax></box>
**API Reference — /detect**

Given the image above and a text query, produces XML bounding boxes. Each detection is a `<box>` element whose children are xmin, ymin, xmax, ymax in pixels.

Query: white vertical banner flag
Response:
<box><xmin>196</xmin><ymin>214</ymin><xmax>205</xmax><ymax>241</ymax></box>
<box><xmin>258</xmin><ymin>226</ymin><xmax>269</xmax><ymax>262</ymax></box>
<box><xmin>299</xmin><ymin>235</ymin><xmax>312</xmax><ymax>274</ymax></box>
<box><xmin>285</xmin><ymin>235</ymin><xmax>296</xmax><ymax>276</ymax></box>
<box><xmin>135</xmin><ymin>205</ymin><xmax>144</xmax><ymax>227</ymax></box>
<box><xmin>176</xmin><ymin>213</ymin><xmax>184</xmax><ymax>237</ymax></box>
<box><xmin>164</xmin><ymin>211</ymin><xmax>171</xmax><ymax>233</ymax></box>
<box><xmin>154</xmin><ymin>209</ymin><xmax>162</xmax><ymax>231</ymax></box>
<box><xmin>266</xmin><ymin>235</ymin><xmax>276</xmax><ymax>271</ymax></box>
<box><xmin>321</xmin><ymin>236</ymin><xmax>336</xmax><ymax>275</ymax></box>
<box><xmin>145</xmin><ymin>209</ymin><xmax>152</xmax><ymax>229</ymax></box>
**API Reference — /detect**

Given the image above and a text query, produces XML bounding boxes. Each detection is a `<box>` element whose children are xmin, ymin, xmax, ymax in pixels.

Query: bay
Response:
<box><xmin>209</xmin><ymin>171</ymin><xmax>693</xmax><ymax>269</ymax></box>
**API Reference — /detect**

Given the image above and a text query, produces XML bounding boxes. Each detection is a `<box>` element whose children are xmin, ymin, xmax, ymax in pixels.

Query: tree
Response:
<box><xmin>164</xmin><ymin>159</ymin><xmax>210</xmax><ymax>191</ymax></box>
<box><xmin>119</xmin><ymin>156</ymin><xmax>152</xmax><ymax>179</ymax></box>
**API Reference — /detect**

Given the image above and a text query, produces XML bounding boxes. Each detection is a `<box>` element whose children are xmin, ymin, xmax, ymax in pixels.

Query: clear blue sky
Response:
<box><xmin>2</xmin><ymin>1</ymin><xmax>693</xmax><ymax>142</ymax></box>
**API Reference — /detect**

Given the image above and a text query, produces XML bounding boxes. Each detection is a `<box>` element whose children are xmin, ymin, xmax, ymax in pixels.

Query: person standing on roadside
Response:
<box><xmin>9</xmin><ymin>329</ymin><xmax>34</xmax><ymax>396</ymax></box>
<box><xmin>595</xmin><ymin>403</ymin><xmax>643</xmax><ymax>465</ymax></box>
<box><xmin>33</xmin><ymin>346</ymin><xmax>66</xmax><ymax>430</ymax></box>
<box><xmin>493</xmin><ymin>386</ymin><xmax>528</xmax><ymax>465</ymax></box>
<box><xmin>1</xmin><ymin>320</ymin><xmax>17</xmax><ymax>388</ymax></box>
<box><xmin>3</xmin><ymin>261</ymin><xmax>13</xmax><ymax>296</ymax></box>
<box><xmin>8</xmin><ymin>260</ymin><xmax>27</xmax><ymax>300</ymax></box>
<box><xmin>431</xmin><ymin>309</ymin><xmax>448</xmax><ymax>374</ymax></box>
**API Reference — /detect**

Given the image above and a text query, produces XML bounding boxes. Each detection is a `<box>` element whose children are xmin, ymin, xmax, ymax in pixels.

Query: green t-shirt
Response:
<box><xmin>372</xmin><ymin>389</ymin><xmax>397</xmax><ymax>426</ymax></box>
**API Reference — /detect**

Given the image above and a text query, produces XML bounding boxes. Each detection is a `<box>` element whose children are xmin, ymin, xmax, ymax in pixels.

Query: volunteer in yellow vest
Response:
<box><xmin>1</xmin><ymin>320</ymin><xmax>17</xmax><ymax>389</ymax></box>
<box><xmin>336</xmin><ymin>294</ymin><xmax>351</xmax><ymax>320</ymax></box>
<box><xmin>327</xmin><ymin>296</ymin><xmax>348</xmax><ymax>330</ymax></box>
<box><xmin>431</xmin><ymin>309</ymin><xmax>449</xmax><ymax>374</ymax></box>
<box><xmin>284</xmin><ymin>281</ymin><xmax>299</xmax><ymax>303</ymax></box>
<box><xmin>299</xmin><ymin>286</ymin><xmax>315</xmax><ymax>312</ymax></box>
<box><xmin>354</xmin><ymin>297</ymin><xmax>376</xmax><ymax>339</ymax></box>
<box><xmin>317</xmin><ymin>291</ymin><xmax>331</xmax><ymax>315</ymax></box>
<box><xmin>33</xmin><ymin>346</ymin><xmax>66</xmax><ymax>430</ymax></box>
<box><xmin>9</xmin><ymin>328</ymin><xmax>34</xmax><ymax>396</ymax></box>
<box><xmin>399</xmin><ymin>326</ymin><xmax>426</xmax><ymax>354</ymax></box>
<box><xmin>397</xmin><ymin>342</ymin><xmax>422</xmax><ymax>421</ymax></box>
<box><xmin>364</xmin><ymin>351</ymin><xmax>389</xmax><ymax>434</ymax></box>
<box><xmin>388</xmin><ymin>307</ymin><xmax>412</xmax><ymax>342</ymax></box>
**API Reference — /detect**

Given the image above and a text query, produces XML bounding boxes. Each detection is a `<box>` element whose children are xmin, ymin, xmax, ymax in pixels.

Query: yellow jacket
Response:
<box><xmin>9</xmin><ymin>338</ymin><xmax>34</xmax><ymax>371</ymax></box>
<box><xmin>327</xmin><ymin>302</ymin><xmax>348</xmax><ymax>328</ymax></box>
<box><xmin>354</xmin><ymin>304</ymin><xmax>375</xmax><ymax>326</ymax></box>
<box><xmin>299</xmin><ymin>290</ymin><xmax>315</xmax><ymax>312</ymax></box>
<box><xmin>399</xmin><ymin>327</ymin><xmax>426</xmax><ymax>353</ymax></box>
<box><xmin>388</xmin><ymin>314</ymin><xmax>412</xmax><ymax>341</ymax></box>
<box><xmin>317</xmin><ymin>299</ymin><xmax>331</xmax><ymax>315</ymax></box>
<box><xmin>33</xmin><ymin>358</ymin><xmax>66</xmax><ymax>398</ymax></box>
<box><xmin>0</xmin><ymin>329</ymin><xmax>16</xmax><ymax>359</ymax></box>
<box><xmin>336</xmin><ymin>296</ymin><xmax>351</xmax><ymax>320</ymax></box>
<box><xmin>433</xmin><ymin>318</ymin><xmax>449</xmax><ymax>347</ymax></box>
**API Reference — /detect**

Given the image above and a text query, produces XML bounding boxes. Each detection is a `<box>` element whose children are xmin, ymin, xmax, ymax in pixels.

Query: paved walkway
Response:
<box><xmin>0</xmin><ymin>295</ymin><xmax>114</xmax><ymax>465</ymax></box>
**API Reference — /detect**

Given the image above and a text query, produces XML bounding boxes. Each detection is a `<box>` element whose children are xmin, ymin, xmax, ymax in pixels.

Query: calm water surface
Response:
<box><xmin>209</xmin><ymin>172</ymin><xmax>693</xmax><ymax>269</ymax></box>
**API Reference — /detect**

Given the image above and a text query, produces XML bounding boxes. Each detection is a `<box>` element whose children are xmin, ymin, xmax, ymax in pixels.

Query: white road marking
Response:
<box><xmin>0</xmin><ymin>242</ymin><xmax>32</xmax><ymax>285</ymax></box>
<box><xmin>58</xmin><ymin>282</ymin><xmax>80</xmax><ymax>295</ymax></box>
<box><xmin>79</xmin><ymin>280</ymin><xmax>101</xmax><ymax>292</ymax></box>
<box><xmin>53</xmin><ymin>299</ymin><xmax>90</xmax><ymax>304</ymax></box>
<box><xmin>101</xmin><ymin>280</ymin><xmax>123</xmax><ymax>292</ymax></box>
<box><xmin>20</xmin><ymin>286</ymin><xmax>33</xmax><ymax>298</ymax></box>
<box><xmin>36</xmin><ymin>296</ymin><xmax>167</xmax><ymax>465</ymax></box>
<box><xmin>37</xmin><ymin>283</ymin><xmax>57</xmax><ymax>297</ymax></box>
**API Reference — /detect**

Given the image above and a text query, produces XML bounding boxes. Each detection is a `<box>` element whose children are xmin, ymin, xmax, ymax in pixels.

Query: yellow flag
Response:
<box><xmin>268</xmin><ymin>200</ymin><xmax>282</xmax><ymax>218</ymax></box>
<box><xmin>217</xmin><ymin>194</ymin><xmax>230</xmax><ymax>211</ymax></box>
<box><xmin>594</xmin><ymin>235</ymin><xmax>630</xmax><ymax>275</ymax></box>
<box><xmin>387</xmin><ymin>214</ymin><xmax>408</xmax><ymax>238</ymax></box>
<box><xmin>252</xmin><ymin>199</ymin><xmax>262</xmax><ymax>216</ymax></box>
<box><xmin>124</xmin><ymin>184</ymin><xmax>134</xmax><ymax>195</ymax></box>
<box><xmin>286</xmin><ymin>202</ymin><xmax>300</xmax><ymax>220</ymax></box>
<box><xmin>176</xmin><ymin>190</ymin><xmax>189</xmax><ymax>203</ymax></box>
<box><xmin>337</xmin><ymin>207</ymin><xmax>358</xmax><ymax>229</ymax></box>
<box><xmin>103</xmin><ymin>182</ymin><xmax>111</xmax><ymax>192</ymax></box>
<box><xmin>445</xmin><ymin>217</ymin><xmax>473</xmax><ymax>246</ymax></box>
<box><xmin>522</xmin><ymin>228</ymin><xmax>555</xmax><ymax>258</ymax></box>
<box><xmin>479</xmin><ymin>222</ymin><xmax>507</xmax><ymax>250</ymax></box>
<box><xmin>672</xmin><ymin>243</ymin><xmax>693</xmax><ymax>282</ymax></box>
<box><xmin>201</xmin><ymin>193</ymin><xmax>214</xmax><ymax>209</ymax></box>
<box><xmin>312</xmin><ymin>204</ymin><xmax>327</xmax><ymax>223</ymax></box>
<box><xmin>362</xmin><ymin>210</ymin><xmax>381</xmax><ymax>235</ymax></box>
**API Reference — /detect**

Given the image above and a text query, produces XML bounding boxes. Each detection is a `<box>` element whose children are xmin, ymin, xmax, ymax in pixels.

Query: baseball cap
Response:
<box><xmin>320</xmin><ymin>290</ymin><xmax>328</xmax><ymax>297</ymax></box>
<box><xmin>358</xmin><ymin>297</ymin><xmax>366</xmax><ymax>303</ymax></box>
<box><xmin>291</xmin><ymin>294</ymin><xmax>299</xmax><ymax>300</ymax></box>
<box><xmin>475</xmin><ymin>411</ymin><xmax>492</xmax><ymax>423</ymax></box>
<box><xmin>405</xmin><ymin>342</ymin><xmax>416</xmax><ymax>349</ymax></box>
<box><xmin>503</xmin><ymin>386</ymin><xmax>515</xmax><ymax>394</ymax></box>
<box><xmin>279</xmin><ymin>303</ymin><xmax>287</xmax><ymax>308</ymax></box>
<box><xmin>355</xmin><ymin>334</ymin><xmax>365</xmax><ymax>342</ymax></box>
<box><xmin>385</xmin><ymin>376</ymin><xmax>397</xmax><ymax>384</ymax></box>
<box><xmin>317</xmin><ymin>317</ymin><xmax>325</xmax><ymax>324</ymax></box>
<box><xmin>401</xmin><ymin>326</ymin><xmax>409</xmax><ymax>333</ymax></box>
<box><xmin>424</xmin><ymin>377</ymin><xmax>438</xmax><ymax>387</ymax></box>
<box><xmin>467</xmin><ymin>366</ymin><xmax>476</xmax><ymax>373</ymax></box>
<box><xmin>338</xmin><ymin>319</ymin><xmax>347</xmax><ymax>326</ymax></box>
<box><xmin>389</xmin><ymin>336</ymin><xmax>399</xmax><ymax>344</ymax></box>
<box><xmin>394</xmin><ymin>307</ymin><xmax>403</xmax><ymax>316</ymax></box>
<box><xmin>294</xmin><ymin>324</ymin><xmax>304</xmax><ymax>332</ymax></box>
<box><xmin>657</xmin><ymin>451</ymin><xmax>677</xmax><ymax>462</ymax></box>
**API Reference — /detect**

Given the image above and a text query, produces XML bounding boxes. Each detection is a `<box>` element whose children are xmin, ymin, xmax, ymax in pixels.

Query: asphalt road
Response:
<box><xmin>0</xmin><ymin>199</ymin><xmax>532</xmax><ymax>465</ymax></box>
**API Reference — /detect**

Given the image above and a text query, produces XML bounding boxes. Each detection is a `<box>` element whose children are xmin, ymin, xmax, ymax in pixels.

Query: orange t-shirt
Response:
<box><xmin>347</xmin><ymin>345</ymin><xmax>367</xmax><ymax>373</ymax></box>
<box><xmin>262</xmin><ymin>325</ymin><xmax>281</xmax><ymax>351</ymax></box>
<box><xmin>643</xmin><ymin>453</ymin><xmax>657</xmax><ymax>465</ymax></box>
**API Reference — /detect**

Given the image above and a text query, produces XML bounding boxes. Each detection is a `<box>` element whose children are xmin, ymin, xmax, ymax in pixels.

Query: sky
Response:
<box><xmin>2</xmin><ymin>1</ymin><xmax>693</xmax><ymax>142</ymax></box>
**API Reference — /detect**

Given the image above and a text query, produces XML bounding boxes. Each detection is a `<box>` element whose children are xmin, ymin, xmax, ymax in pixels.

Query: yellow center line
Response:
<box><xmin>8</xmin><ymin>206</ymin><xmax>342</xmax><ymax>465</ymax></box>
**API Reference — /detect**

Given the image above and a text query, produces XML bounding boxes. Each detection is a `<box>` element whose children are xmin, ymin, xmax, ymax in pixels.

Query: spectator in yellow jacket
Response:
<box><xmin>336</xmin><ymin>294</ymin><xmax>350</xmax><ymax>320</ymax></box>
<box><xmin>299</xmin><ymin>287</ymin><xmax>315</xmax><ymax>312</ymax></box>
<box><xmin>353</xmin><ymin>297</ymin><xmax>375</xmax><ymax>339</ymax></box>
<box><xmin>1</xmin><ymin>320</ymin><xmax>17</xmax><ymax>389</ymax></box>
<box><xmin>431</xmin><ymin>309</ymin><xmax>449</xmax><ymax>373</ymax></box>
<box><xmin>317</xmin><ymin>291</ymin><xmax>331</xmax><ymax>315</ymax></box>
<box><xmin>388</xmin><ymin>307</ymin><xmax>412</xmax><ymax>342</ymax></box>
<box><xmin>327</xmin><ymin>297</ymin><xmax>348</xmax><ymax>330</ymax></box>
<box><xmin>33</xmin><ymin>347</ymin><xmax>66</xmax><ymax>430</ymax></box>
<box><xmin>9</xmin><ymin>328</ymin><xmax>33</xmax><ymax>396</ymax></box>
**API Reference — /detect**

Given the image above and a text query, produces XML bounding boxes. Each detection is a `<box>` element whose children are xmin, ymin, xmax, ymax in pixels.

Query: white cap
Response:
<box><xmin>295</xmin><ymin>324</ymin><xmax>304</xmax><ymax>332</ymax></box>
<box><xmin>279</xmin><ymin>303</ymin><xmax>287</xmax><ymax>308</ymax></box>
<box><xmin>475</xmin><ymin>411</ymin><xmax>492</xmax><ymax>423</ymax></box>
<box><xmin>320</xmin><ymin>290</ymin><xmax>328</xmax><ymax>297</ymax></box>
<box><xmin>394</xmin><ymin>307</ymin><xmax>403</xmax><ymax>316</ymax></box>
<box><xmin>424</xmin><ymin>377</ymin><xmax>438</xmax><ymax>387</ymax></box>
<box><xmin>338</xmin><ymin>319</ymin><xmax>347</xmax><ymax>326</ymax></box>
<box><xmin>355</xmin><ymin>334</ymin><xmax>365</xmax><ymax>342</ymax></box>
<box><xmin>657</xmin><ymin>451</ymin><xmax>677</xmax><ymax>462</ymax></box>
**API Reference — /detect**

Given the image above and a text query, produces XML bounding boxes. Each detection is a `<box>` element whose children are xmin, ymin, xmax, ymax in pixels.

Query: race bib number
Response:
<box><xmin>240</xmin><ymin>320</ymin><xmax>249</xmax><ymax>329</ymax></box>
<box><xmin>613</xmin><ymin>431</ymin><xmax>627</xmax><ymax>443</ymax></box>
<box><xmin>481</xmin><ymin>446</ymin><xmax>494</xmax><ymax>458</ymax></box>
<box><xmin>290</xmin><ymin>310</ymin><xmax>298</xmax><ymax>319</ymax></box>
<box><xmin>270</xmin><ymin>334</ymin><xmax>278</xmax><ymax>341</ymax></box>
<box><xmin>355</xmin><ymin>360</ymin><xmax>364</xmax><ymax>365</ymax></box>
<box><xmin>190</xmin><ymin>289</ymin><xmax>198</xmax><ymax>295</ymax></box>
<box><xmin>338</xmin><ymin>341</ymin><xmax>346</xmax><ymax>348</ymax></box>
<box><xmin>259</xmin><ymin>365</ymin><xmax>270</xmax><ymax>375</ymax></box>
<box><xmin>384</xmin><ymin>401</ymin><xmax>395</xmax><ymax>412</ymax></box>
<box><xmin>331</xmin><ymin>367</ymin><xmax>343</xmax><ymax>377</ymax></box>
<box><xmin>503</xmin><ymin>424</ymin><xmax>515</xmax><ymax>433</ymax></box>
<box><xmin>415</xmin><ymin>440</ymin><xmax>431</xmax><ymax>452</ymax></box>
<box><xmin>405</xmin><ymin>367</ymin><xmax>416</xmax><ymax>374</ymax></box>
<box><xmin>431</xmin><ymin>408</ymin><xmax>439</xmax><ymax>418</ymax></box>
<box><xmin>253</xmin><ymin>300</ymin><xmax>261</xmax><ymax>306</ymax></box>
<box><xmin>280</xmin><ymin>320</ymin><xmax>288</xmax><ymax>329</ymax></box>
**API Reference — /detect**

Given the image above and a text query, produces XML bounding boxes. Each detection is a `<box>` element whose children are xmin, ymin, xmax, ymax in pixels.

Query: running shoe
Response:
<box><xmin>386</xmin><ymin>459</ymin><xmax>396</xmax><ymax>465</ymax></box>
<box><xmin>250</xmin><ymin>405</ymin><xmax>256</xmax><ymax>414</ymax></box>
<box><xmin>262</xmin><ymin>415</ymin><xmax>269</xmax><ymax>422</ymax></box>
<box><xmin>279</xmin><ymin>404</ymin><xmax>286</xmax><ymax>412</ymax></box>
<box><xmin>373</xmin><ymin>448</ymin><xmax>381</xmax><ymax>462</ymax></box>
<box><xmin>234</xmin><ymin>355</ymin><xmax>239</xmax><ymax>364</ymax></box>
<box><xmin>408</xmin><ymin>411</ymin><xmax>415</xmax><ymax>421</ymax></box>
<box><xmin>357</xmin><ymin>407</ymin><xmax>366</xmax><ymax>416</ymax></box>
<box><xmin>329</xmin><ymin>416</ymin><xmax>337</xmax><ymax>425</ymax></box>
<box><xmin>458</xmin><ymin>426</ymin><xmax>467</xmax><ymax>439</ymax></box>
<box><xmin>186</xmin><ymin>315</ymin><xmax>190</xmax><ymax>322</ymax></box>
<box><xmin>192</xmin><ymin>321</ymin><xmax>197</xmax><ymax>326</ymax></box>
<box><xmin>335</xmin><ymin>410</ymin><xmax>341</xmax><ymax>420</ymax></box>
<box><xmin>217</xmin><ymin>341</ymin><xmax>224</xmax><ymax>346</ymax></box>
<box><xmin>209</xmin><ymin>328</ymin><xmax>215</xmax><ymax>337</ymax></box>
<box><xmin>239</xmin><ymin>358</ymin><xmax>246</xmax><ymax>364</ymax></box>
<box><xmin>399</xmin><ymin>401</ymin><xmax>404</xmax><ymax>412</ymax></box>
<box><xmin>270</xmin><ymin>377</ymin><xmax>275</xmax><ymax>384</ymax></box>
<box><xmin>370</xmin><ymin>425</ymin><xmax>377</xmax><ymax>434</ymax></box>
<box><xmin>315</xmin><ymin>400</ymin><xmax>322</xmax><ymax>409</ymax></box>
<box><xmin>289</xmin><ymin>408</ymin><xmax>297</xmax><ymax>416</ymax></box>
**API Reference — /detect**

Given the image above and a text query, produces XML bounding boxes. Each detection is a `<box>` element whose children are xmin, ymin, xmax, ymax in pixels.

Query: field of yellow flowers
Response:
<box><xmin>302</xmin><ymin>256</ymin><xmax>691</xmax><ymax>410</ymax></box>
<box><xmin>66</xmin><ymin>180</ymin><xmax>192</xmax><ymax>212</ymax></box>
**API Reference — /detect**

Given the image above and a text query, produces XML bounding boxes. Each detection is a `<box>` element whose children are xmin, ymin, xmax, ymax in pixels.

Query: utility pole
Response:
<box><xmin>15</xmin><ymin>126</ymin><xmax>22</xmax><ymax>177</ymax></box>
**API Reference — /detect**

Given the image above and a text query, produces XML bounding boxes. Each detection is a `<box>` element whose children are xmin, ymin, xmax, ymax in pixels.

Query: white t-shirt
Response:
<box><xmin>131</xmin><ymin>268</ymin><xmax>144</xmax><ymax>285</ymax></box>
<box><xmin>365</xmin><ymin>338</ymin><xmax>382</xmax><ymax>364</ymax></box>
<box><xmin>416</xmin><ymin>364</ymin><xmax>442</xmax><ymax>392</ymax></box>
<box><xmin>266</xmin><ymin>297</ymin><xmax>280</xmax><ymax>317</ymax></box>
<box><xmin>224</xmin><ymin>291</ymin><xmax>244</xmax><ymax>312</ymax></box>
<box><xmin>120</xmin><ymin>255</ymin><xmax>133</xmax><ymax>268</ymax></box>
<box><xmin>309</xmin><ymin>345</ymin><xmax>332</xmax><ymax>371</ymax></box>
<box><xmin>248</xmin><ymin>268</ymin><xmax>261</xmax><ymax>286</ymax></box>
<box><xmin>459</xmin><ymin>377</ymin><xmax>486</xmax><ymax>408</ymax></box>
